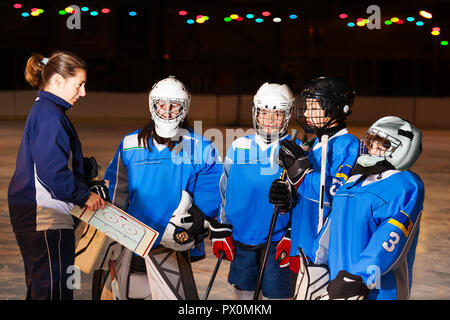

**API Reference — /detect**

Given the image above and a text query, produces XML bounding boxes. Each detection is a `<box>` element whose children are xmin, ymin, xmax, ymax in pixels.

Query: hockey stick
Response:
<box><xmin>202</xmin><ymin>251</ymin><xmax>224</xmax><ymax>300</ymax></box>
<box><xmin>109</xmin><ymin>259</ymin><xmax>120</xmax><ymax>300</ymax></box>
<box><xmin>317</xmin><ymin>134</ymin><xmax>329</xmax><ymax>234</ymax></box>
<box><xmin>253</xmin><ymin>129</ymin><xmax>298</xmax><ymax>300</ymax></box>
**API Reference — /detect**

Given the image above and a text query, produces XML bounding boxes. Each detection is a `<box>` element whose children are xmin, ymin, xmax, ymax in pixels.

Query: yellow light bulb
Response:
<box><xmin>419</xmin><ymin>10</ymin><xmax>432</xmax><ymax>19</ymax></box>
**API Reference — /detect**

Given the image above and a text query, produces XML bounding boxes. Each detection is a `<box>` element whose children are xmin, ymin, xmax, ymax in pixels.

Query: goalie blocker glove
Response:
<box><xmin>269</xmin><ymin>179</ymin><xmax>298</xmax><ymax>211</ymax></box>
<box><xmin>208</xmin><ymin>218</ymin><xmax>235</xmax><ymax>261</ymax></box>
<box><xmin>89</xmin><ymin>179</ymin><xmax>110</xmax><ymax>202</ymax></box>
<box><xmin>278</xmin><ymin>139</ymin><xmax>314</xmax><ymax>186</ymax></box>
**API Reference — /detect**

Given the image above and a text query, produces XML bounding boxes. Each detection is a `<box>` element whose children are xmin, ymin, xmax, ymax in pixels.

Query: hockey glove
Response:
<box><xmin>83</xmin><ymin>156</ymin><xmax>99</xmax><ymax>184</ymax></box>
<box><xmin>89</xmin><ymin>180</ymin><xmax>110</xmax><ymax>202</ymax></box>
<box><xmin>275</xmin><ymin>227</ymin><xmax>291</xmax><ymax>267</ymax></box>
<box><xmin>278</xmin><ymin>139</ymin><xmax>314</xmax><ymax>185</ymax></box>
<box><xmin>186</xmin><ymin>205</ymin><xmax>210</xmax><ymax>245</ymax></box>
<box><xmin>269</xmin><ymin>179</ymin><xmax>298</xmax><ymax>211</ymax></box>
<box><xmin>161</xmin><ymin>203</ymin><xmax>209</xmax><ymax>252</ymax></box>
<box><xmin>326</xmin><ymin>270</ymin><xmax>371</xmax><ymax>300</ymax></box>
<box><xmin>207</xmin><ymin>218</ymin><xmax>235</xmax><ymax>261</ymax></box>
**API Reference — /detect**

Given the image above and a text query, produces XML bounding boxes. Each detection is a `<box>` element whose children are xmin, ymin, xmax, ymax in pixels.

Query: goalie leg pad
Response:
<box><xmin>127</xmin><ymin>254</ymin><xmax>151</xmax><ymax>299</ymax></box>
<box><xmin>294</xmin><ymin>248</ymin><xmax>330</xmax><ymax>300</ymax></box>
<box><xmin>145</xmin><ymin>246</ymin><xmax>199</xmax><ymax>300</ymax></box>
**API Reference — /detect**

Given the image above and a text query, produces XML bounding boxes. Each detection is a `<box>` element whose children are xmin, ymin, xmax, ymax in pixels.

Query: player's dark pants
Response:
<box><xmin>15</xmin><ymin>229</ymin><xmax>75</xmax><ymax>300</ymax></box>
<box><xmin>228</xmin><ymin>241</ymin><xmax>295</xmax><ymax>299</ymax></box>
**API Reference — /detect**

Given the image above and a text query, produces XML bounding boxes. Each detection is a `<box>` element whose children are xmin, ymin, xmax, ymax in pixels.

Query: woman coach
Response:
<box><xmin>8</xmin><ymin>51</ymin><xmax>105</xmax><ymax>300</ymax></box>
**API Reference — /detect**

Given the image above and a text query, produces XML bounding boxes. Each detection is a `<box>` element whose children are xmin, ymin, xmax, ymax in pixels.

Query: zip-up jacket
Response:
<box><xmin>8</xmin><ymin>90</ymin><xmax>90</xmax><ymax>233</ymax></box>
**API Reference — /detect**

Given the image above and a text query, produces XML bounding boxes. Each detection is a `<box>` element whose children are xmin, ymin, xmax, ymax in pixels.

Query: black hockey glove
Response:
<box><xmin>326</xmin><ymin>270</ymin><xmax>371</xmax><ymax>300</ymax></box>
<box><xmin>83</xmin><ymin>156</ymin><xmax>99</xmax><ymax>184</ymax></box>
<box><xmin>184</xmin><ymin>204</ymin><xmax>210</xmax><ymax>245</ymax></box>
<box><xmin>269</xmin><ymin>179</ymin><xmax>298</xmax><ymax>211</ymax></box>
<box><xmin>89</xmin><ymin>180</ymin><xmax>110</xmax><ymax>202</ymax></box>
<box><xmin>279</xmin><ymin>140</ymin><xmax>313</xmax><ymax>185</ymax></box>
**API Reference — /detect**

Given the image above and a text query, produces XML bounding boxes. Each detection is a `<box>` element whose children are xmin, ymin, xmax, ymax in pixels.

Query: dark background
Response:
<box><xmin>1</xmin><ymin>0</ymin><xmax>449</xmax><ymax>96</ymax></box>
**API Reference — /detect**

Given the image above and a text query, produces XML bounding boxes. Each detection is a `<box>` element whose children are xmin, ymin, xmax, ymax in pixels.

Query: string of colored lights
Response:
<box><xmin>12</xmin><ymin>3</ymin><xmax>136</xmax><ymax>17</ymax></box>
<box><xmin>339</xmin><ymin>9</ymin><xmax>447</xmax><ymax>46</ymax></box>
<box><xmin>11</xmin><ymin>4</ymin><xmax>447</xmax><ymax>47</ymax></box>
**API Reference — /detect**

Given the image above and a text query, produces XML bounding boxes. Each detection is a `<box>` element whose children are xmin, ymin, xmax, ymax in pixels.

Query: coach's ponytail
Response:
<box><xmin>24</xmin><ymin>53</ymin><xmax>46</xmax><ymax>88</ymax></box>
<box><xmin>24</xmin><ymin>51</ymin><xmax>87</xmax><ymax>89</ymax></box>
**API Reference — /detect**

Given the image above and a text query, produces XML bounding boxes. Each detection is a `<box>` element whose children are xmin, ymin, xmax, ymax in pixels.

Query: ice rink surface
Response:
<box><xmin>0</xmin><ymin>119</ymin><xmax>449</xmax><ymax>300</ymax></box>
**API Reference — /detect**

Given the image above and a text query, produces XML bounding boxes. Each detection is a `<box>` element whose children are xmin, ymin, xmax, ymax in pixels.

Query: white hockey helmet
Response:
<box><xmin>252</xmin><ymin>82</ymin><xmax>295</xmax><ymax>142</ymax></box>
<box><xmin>149</xmin><ymin>76</ymin><xmax>191</xmax><ymax>138</ymax></box>
<box><xmin>357</xmin><ymin>116</ymin><xmax>422</xmax><ymax>171</ymax></box>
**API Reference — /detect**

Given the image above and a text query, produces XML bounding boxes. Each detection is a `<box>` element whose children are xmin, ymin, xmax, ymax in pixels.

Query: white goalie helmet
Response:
<box><xmin>149</xmin><ymin>76</ymin><xmax>191</xmax><ymax>138</ymax></box>
<box><xmin>357</xmin><ymin>116</ymin><xmax>422</xmax><ymax>171</ymax></box>
<box><xmin>252</xmin><ymin>82</ymin><xmax>295</xmax><ymax>142</ymax></box>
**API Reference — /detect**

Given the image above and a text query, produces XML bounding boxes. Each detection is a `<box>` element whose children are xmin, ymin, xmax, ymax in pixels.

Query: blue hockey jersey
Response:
<box><xmin>8</xmin><ymin>90</ymin><xmax>90</xmax><ymax>233</ymax></box>
<box><xmin>313</xmin><ymin>170</ymin><xmax>425</xmax><ymax>300</ymax></box>
<box><xmin>220</xmin><ymin>134</ymin><xmax>297</xmax><ymax>246</ymax></box>
<box><xmin>290</xmin><ymin>128</ymin><xmax>359</xmax><ymax>259</ymax></box>
<box><xmin>104</xmin><ymin>129</ymin><xmax>222</xmax><ymax>247</ymax></box>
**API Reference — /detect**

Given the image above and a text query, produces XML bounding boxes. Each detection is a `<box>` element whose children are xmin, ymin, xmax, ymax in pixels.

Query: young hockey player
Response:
<box><xmin>215</xmin><ymin>82</ymin><xmax>297</xmax><ymax>299</ymax></box>
<box><xmin>102</xmin><ymin>76</ymin><xmax>222</xmax><ymax>299</ymax></box>
<box><xmin>8</xmin><ymin>51</ymin><xmax>106</xmax><ymax>300</ymax></box>
<box><xmin>306</xmin><ymin>116</ymin><xmax>424</xmax><ymax>300</ymax></box>
<box><xmin>270</xmin><ymin>77</ymin><xmax>360</xmax><ymax>272</ymax></box>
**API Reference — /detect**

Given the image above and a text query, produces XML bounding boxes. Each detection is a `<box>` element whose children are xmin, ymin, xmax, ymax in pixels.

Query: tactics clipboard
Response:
<box><xmin>71</xmin><ymin>202</ymin><xmax>159</xmax><ymax>258</ymax></box>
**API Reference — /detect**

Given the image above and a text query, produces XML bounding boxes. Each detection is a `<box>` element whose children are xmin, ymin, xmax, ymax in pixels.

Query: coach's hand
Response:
<box><xmin>85</xmin><ymin>192</ymin><xmax>105</xmax><ymax>211</ymax></box>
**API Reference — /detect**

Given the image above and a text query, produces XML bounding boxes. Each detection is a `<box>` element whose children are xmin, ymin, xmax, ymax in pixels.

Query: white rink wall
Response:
<box><xmin>1</xmin><ymin>90</ymin><xmax>449</xmax><ymax>129</ymax></box>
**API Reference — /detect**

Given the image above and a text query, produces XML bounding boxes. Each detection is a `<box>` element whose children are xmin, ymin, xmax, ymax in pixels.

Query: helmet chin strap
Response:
<box><xmin>257</xmin><ymin>128</ymin><xmax>287</xmax><ymax>144</ymax></box>
<box><xmin>314</xmin><ymin>120</ymin><xmax>346</xmax><ymax>139</ymax></box>
<box><xmin>347</xmin><ymin>159</ymin><xmax>396</xmax><ymax>189</ymax></box>
<box><xmin>351</xmin><ymin>159</ymin><xmax>396</xmax><ymax>176</ymax></box>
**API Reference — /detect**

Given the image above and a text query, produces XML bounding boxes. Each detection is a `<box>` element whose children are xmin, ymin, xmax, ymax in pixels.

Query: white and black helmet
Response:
<box><xmin>149</xmin><ymin>76</ymin><xmax>191</xmax><ymax>138</ymax></box>
<box><xmin>357</xmin><ymin>116</ymin><xmax>422</xmax><ymax>171</ymax></box>
<box><xmin>297</xmin><ymin>76</ymin><xmax>355</xmax><ymax>134</ymax></box>
<box><xmin>252</xmin><ymin>82</ymin><xmax>295</xmax><ymax>142</ymax></box>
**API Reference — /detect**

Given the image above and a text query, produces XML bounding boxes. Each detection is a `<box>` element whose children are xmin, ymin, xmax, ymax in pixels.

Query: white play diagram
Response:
<box><xmin>71</xmin><ymin>202</ymin><xmax>159</xmax><ymax>257</ymax></box>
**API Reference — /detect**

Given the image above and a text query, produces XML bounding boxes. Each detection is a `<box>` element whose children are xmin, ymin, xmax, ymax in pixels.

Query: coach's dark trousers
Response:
<box><xmin>15</xmin><ymin>229</ymin><xmax>75</xmax><ymax>300</ymax></box>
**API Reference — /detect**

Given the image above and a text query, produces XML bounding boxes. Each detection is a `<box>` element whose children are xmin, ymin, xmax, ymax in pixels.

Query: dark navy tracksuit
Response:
<box><xmin>8</xmin><ymin>90</ymin><xmax>90</xmax><ymax>300</ymax></box>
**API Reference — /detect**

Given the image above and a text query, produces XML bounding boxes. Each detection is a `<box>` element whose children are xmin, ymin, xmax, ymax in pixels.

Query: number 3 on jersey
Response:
<box><xmin>382</xmin><ymin>231</ymin><xmax>400</xmax><ymax>252</ymax></box>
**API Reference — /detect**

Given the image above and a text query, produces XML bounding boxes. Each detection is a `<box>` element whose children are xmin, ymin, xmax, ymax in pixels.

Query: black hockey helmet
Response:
<box><xmin>296</xmin><ymin>76</ymin><xmax>356</xmax><ymax>134</ymax></box>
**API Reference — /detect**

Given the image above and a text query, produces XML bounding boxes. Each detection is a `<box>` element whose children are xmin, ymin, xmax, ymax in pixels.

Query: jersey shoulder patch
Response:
<box><xmin>232</xmin><ymin>136</ymin><xmax>253</xmax><ymax>151</ymax></box>
<box><xmin>123</xmin><ymin>133</ymin><xmax>143</xmax><ymax>151</ymax></box>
